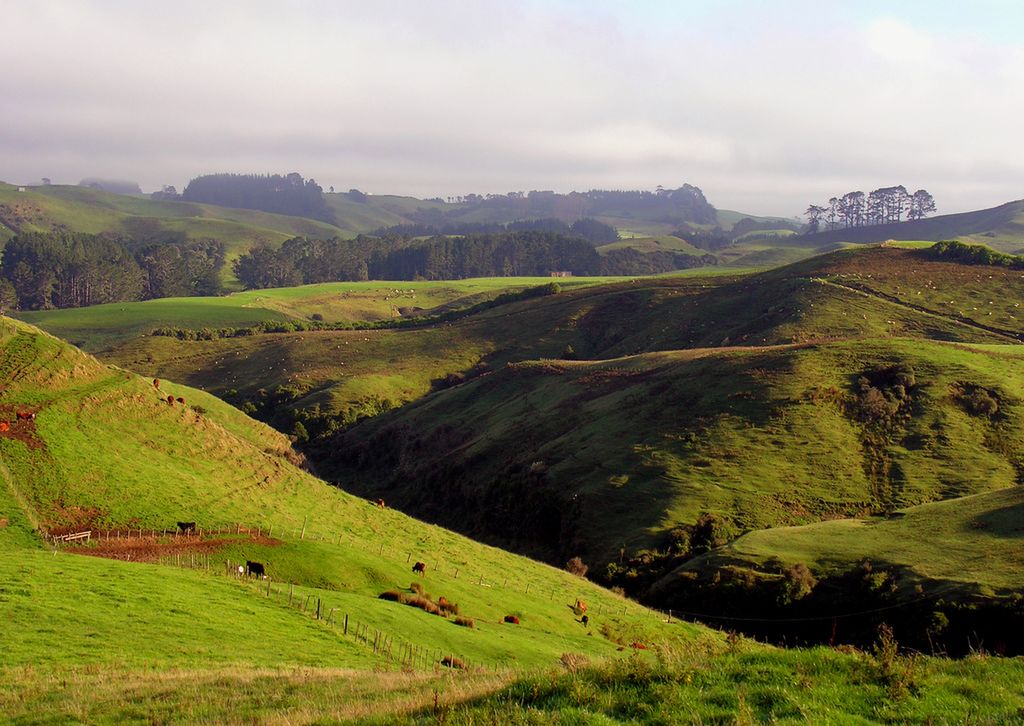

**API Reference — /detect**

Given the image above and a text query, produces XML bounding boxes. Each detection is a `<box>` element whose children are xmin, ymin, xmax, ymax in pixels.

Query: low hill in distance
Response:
<box><xmin>802</xmin><ymin>199</ymin><xmax>1024</xmax><ymax>253</ymax></box>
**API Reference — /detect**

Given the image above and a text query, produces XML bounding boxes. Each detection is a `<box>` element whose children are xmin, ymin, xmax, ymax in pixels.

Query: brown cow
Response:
<box><xmin>176</xmin><ymin>397</ymin><xmax>185</xmax><ymax>405</ymax></box>
<box><xmin>412</xmin><ymin>561</ymin><xmax>426</xmax><ymax>576</ymax></box>
<box><xmin>375</xmin><ymin>498</ymin><xmax>386</xmax><ymax>508</ymax></box>
<box><xmin>153</xmin><ymin>379</ymin><xmax>161</xmax><ymax>389</ymax></box>
<box><xmin>16</xmin><ymin>411</ymin><xmax>35</xmax><ymax>421</ymax></box>
<box><xmin>0</xmin><ymin>422</ymin><xmax>9</xmax><ymax>433</ymax></box>
<box><xmin>166</xmin><ymin>395</ymin><xmax>175</xmax><ymax>405</ymax></box>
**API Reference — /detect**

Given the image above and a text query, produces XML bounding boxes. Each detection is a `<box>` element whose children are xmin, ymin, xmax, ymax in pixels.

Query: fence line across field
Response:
<box><xmin>48</xmin><ymin>521</ymin><xmax>635</xmax><ymax>619</ymax></box>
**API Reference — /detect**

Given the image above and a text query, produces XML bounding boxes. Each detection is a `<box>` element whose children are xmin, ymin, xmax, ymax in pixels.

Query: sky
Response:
<box><xmin>2</xmin><ymin>0</ymin><xmax>1022</xmax><ymax>217</ymax></box>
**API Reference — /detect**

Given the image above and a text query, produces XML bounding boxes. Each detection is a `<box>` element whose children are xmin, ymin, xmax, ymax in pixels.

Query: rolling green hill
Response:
<box><xmin>0</xmin><ymin>183</ymin><xmax>347</xmax><ymax>255</ymax></box>
<box><xmin>6</xmin><ymin>253</ymin><xmax>1024</xmax><ymax>719</ymax></box>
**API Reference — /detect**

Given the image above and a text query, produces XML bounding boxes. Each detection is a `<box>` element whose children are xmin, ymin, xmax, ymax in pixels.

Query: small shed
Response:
<box><xmin>550</xmin><ymin>271</ymin><xmax>573</xmax><ymax>278</ymax></box>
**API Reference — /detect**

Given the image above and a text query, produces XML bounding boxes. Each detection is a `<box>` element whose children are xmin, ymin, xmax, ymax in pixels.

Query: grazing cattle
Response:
<box><xmin>412</xmin><ymin>561</ymin><xmax>426</xmax><ymax>576</ymax></box>
<box><xmin>177</xmin><ymin>521</ymin><xmax>196</xmax><ymax>534</ymax></box>
<box><xmin>581</xmin><ymin>614</ymin><xmax>589</xmax><ymax>628</ymax></box>
<box><xmin>246</xmin><ymin>560</ymin><xmax>266</xmax><ymax>578</ymax></box>
<box><xmin>573</xmin><ymin>599</ymin><xmax>587</xmax><ymax>616</ymax></box>
<box><xmin>0</xmin><ymin>422</ymin><xmax>8</xmax><ymax>433</ymax></box>
<box><xmin>153</xmin><ymin>379</ymin><xmax>161</xmax><ymax>389</ymax></box>
<box><xmin>16</xmin><ymin>411</ymin><xmax>35</xmax><ymax>421</ymax></box>
<box><xmin>375</xmin><ymin>498</ymin><xmax>386</xmax><ymax>508</ymax></box>
<box><xmin>176</xmin><ymin>397</ymin><xmax>185</xmax><ymax>405</ymax></box>
<box><xmin>166</xmin><ymin>395</ymin><xmax>175</xmax><ymax>405</ymax></box>
<box><xmin>503</xmin><ymin>615</ymin><xmax>520</xmax><ymax>624</ymax></box>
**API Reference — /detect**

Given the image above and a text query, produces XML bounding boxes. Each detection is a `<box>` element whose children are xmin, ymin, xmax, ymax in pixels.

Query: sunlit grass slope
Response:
<box><xmin>0</xmin><ymin>315</ymin><xmax>686</xmax><ymax>673</ymax></box>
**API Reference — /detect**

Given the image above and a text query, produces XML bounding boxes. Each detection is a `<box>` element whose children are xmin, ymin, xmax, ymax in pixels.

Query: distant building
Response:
<box><xmin>17</xmin><ymin>187</ymin><xmax>26</xmax><ymax>192</ymax></box>
<box><xmin>550</xmin><ymin>271</ymin><xmax>573</xmax><ymax>278</ymax></box>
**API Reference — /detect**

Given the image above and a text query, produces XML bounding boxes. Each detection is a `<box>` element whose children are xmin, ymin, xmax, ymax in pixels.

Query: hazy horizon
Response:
<box><xmin>4</xmin><ymin>0</ymin><xmax>1022</xmax><ymax>217</ymax></box>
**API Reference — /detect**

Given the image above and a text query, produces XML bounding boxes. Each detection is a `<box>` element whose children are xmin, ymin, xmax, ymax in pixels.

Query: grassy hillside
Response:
<box><xmin>326</xmin><ymin>339</ymin><xmax>1024</xmax><ymax>566</ymax></box>
<box><xmin>0</xmin><ymin>315</ymin><xmax>690</xmax><ymax>676</ymax></box>
<box><xmin>801</xmin><ymin>199</ymin><xmax>1024</xmax><ymax>252</ymax></box>
<box><xmin>5</xmin><ymin>263</ymin><xmax>1024</xmax><ymax>719</ymax></box>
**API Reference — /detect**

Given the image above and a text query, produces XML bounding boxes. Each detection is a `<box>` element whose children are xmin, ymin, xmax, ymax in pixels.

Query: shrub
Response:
<box><xmin>559</xmin><ymin>652</ymin><xmax>590</xmax><ymax>673</ymax></box>
<box><xmin>440</xmin><ymin>656</ymin><xmax>466</xmax><ymax>669</ymax></box>
<box><xmin>438</xmin><ymin>596</ymin><xmax>460</xmax><ymax>616</ymax></box>
<box><xmin>957</xmin><ymin>384</ymin><xmax>999</xmax><ymax>417</ymax></box>
<box><xmin>690</xmin><ymin>512</ymin><xmax>738</xmax><ymax>554</ymax></box>
<box><xmin>779</xmin><ymin>562</ymin><xmax>817</xmax><ymax>604</ymax></box>
<box><xmin>454</xmin><ymin>616</ymin><xmax>475</xmax><ymax>628</ymax></box>
<box><xmin>565</xmin><ymin>556</ymin><xmax>589</xmax><ymax>577</ymax></box>
<box><xmin>406</xmin><ymin>595</ymin><xmax>441</xmax><ymax>615</ymax></box>
<box><xmin>410</xmin><ymin>581</ymin><xmax>424</xmax><ymax>595</ymax></box>
<box><xmin>378</xmin><ymin>590</ymin><xmax>404</xmax><ymax>602</ymax></box>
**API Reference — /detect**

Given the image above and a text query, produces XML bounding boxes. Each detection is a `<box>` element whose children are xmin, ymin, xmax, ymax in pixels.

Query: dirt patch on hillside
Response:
<box><xmin>66</xmin><ymin>533</ymin><xmax>283</xmax><ymax>562</ymax></box>
<box><xmin>0</xmin><ymin>404</ymin><xmax>46</xmax><ymax>450</ymax></box>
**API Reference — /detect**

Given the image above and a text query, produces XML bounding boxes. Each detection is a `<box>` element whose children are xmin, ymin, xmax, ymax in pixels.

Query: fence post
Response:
<box><xmin>453</xmin><ymin>568</ymin><xmax>458</xmax><ymax>579</ymax></box>
<box><xmin>344</xmin><ymin>614</ymin><xmax>349</xmax><ymax>635</ymax></box>
<box><xmin>379</xmin><ymin>543</ymin><xmax>384</xmax><ymax>556</ymax></box>
<box><xmin>289</xmin><ymin>583</ymin><xmax>294</xmax><ymax>607</ymax></box>
<box><xmin>300</xmin><ymin>516</ymin><xmax>307</xmax><ymax>540</ymax></box>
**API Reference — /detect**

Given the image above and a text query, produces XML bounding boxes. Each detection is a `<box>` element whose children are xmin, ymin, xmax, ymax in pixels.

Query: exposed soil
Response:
<box><xmin>0</xmin><ymin>403</ymin><xmax>46</xmax><ymax>450</ymax></box>
<box><xmin>64</xmin><ymin>532</ymin><xmax>283</xmax><ymax>562</ymax></box>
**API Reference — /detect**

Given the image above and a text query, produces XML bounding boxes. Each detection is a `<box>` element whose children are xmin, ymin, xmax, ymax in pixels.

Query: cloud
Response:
<box><xmin>0</xmin><ymin>1</ymin><xmax>1021</xmax><ymax>216</ymax></box>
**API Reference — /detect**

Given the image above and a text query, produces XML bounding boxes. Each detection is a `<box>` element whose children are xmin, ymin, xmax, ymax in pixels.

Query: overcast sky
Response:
<box><xmin>3</xmin><ymin>0</ymin><xmax>1022</xmax><ymax>216</ymax></box>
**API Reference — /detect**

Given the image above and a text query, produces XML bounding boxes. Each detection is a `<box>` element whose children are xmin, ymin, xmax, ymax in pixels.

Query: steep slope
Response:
<box><xmin>0</xmin><ymin>315</ymin><xmax>684</xmax><ymax>672</ymax></box>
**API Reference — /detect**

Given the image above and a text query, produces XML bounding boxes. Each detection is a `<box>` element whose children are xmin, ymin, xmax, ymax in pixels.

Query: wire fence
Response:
<box><xmin>48</xmin><ymin>521</ymin><xmax>640</xmax><ymax>620</ymax></box>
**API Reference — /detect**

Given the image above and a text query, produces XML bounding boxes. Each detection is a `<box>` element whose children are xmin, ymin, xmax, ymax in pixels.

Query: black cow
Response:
<box><xmin>177</xmin><ymin>521</ymin><xmax>196</xmax><ymax>534</ymax></box>
<box><xmin>412</xmin><ymin>561</ymin><xmax>426</xmax><ymax>576</ymax></box>
<box><xmin>246</xmin><ymin>560</ymin><xmax>266</xmax><ymax>578</ymax></box>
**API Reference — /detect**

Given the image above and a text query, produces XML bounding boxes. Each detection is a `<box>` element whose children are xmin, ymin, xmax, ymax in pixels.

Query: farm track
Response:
<box><xmin>819</xmin><ymin>278</ymin><xmax>1024</xmax><ymax>342</ymax></box>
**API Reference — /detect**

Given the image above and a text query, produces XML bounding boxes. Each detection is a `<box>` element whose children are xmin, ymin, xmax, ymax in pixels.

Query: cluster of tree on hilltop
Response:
<box><xmin>374</xmin><ymin>217</ymin><xmax>619</xmax><ymax>244</ymax></box>
<box><xmin>408</xmin><ymin>184</ymin><xmax>718</xmax><ymax>227</ymax></box>
<box><xmin>804</xmin><ymin>186</ymin><xmax>935</xmax><ymax>232</ymax></box>
<box><xmin>78</xmin><ymin>178</ymin><xmax>143</xmax><ymax>195</ymax></box>
<box><xmin>0</xmin><ymin>232</ymin><xmax>224</xmax><ymax>310</ymax></box>
<box><xmin>166</xmin><ymin>173</ymin><xmax>336</xmax><ymax>224</ymax></box>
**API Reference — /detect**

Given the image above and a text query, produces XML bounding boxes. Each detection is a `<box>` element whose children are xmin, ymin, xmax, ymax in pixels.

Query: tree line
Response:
<box><xmin>407</xmin><ymin>184</ymin><xmax>718</xmax><ymax>228</ymax></box>
<box><xmin>805</xmin><ymin>186</ymin><xmax>936</xmax><ymax>232</ymax></box>
<box><xmin>374</xmin><ymin>217</ymin><xmax>619</xmax><ymax>244</ymax></box>
<box><xmin>233</xmin><ymin>231</ymin><xmax>602</xmax><ymax>288</ymax></box>
<box><xmin>166</xmin><ymin>172</ymin><xmax>336</xmax><ymax>224</ymax></box>
<box><xmin>0</xmin><ymin>232</ymin><xmax>225</xmax><ymax>311</ymax></box>
<box><xmin>232</xmin><ymin>230</ymin><xmax>721</xmax><ymax>289</ymax></box>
